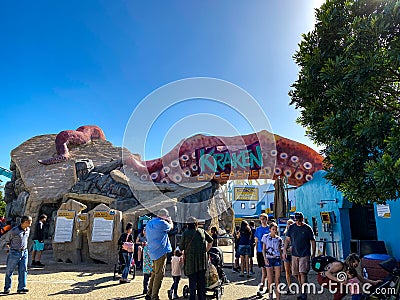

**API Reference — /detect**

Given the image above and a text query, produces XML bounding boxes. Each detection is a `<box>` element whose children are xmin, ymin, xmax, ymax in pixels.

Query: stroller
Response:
<box><xmin>182</xmin><ymin>247</ymin><xmax>227</xmax><ymax>300</ymax></box>
<box><xmin>113</xmin><ymin>251</ymin><xmax>136</xmax><ymax>281</ymax></box>
<box><xmin>364</xmin><ymin>257</ymin><xmax>400</xmax><ymax>300</ymax></box>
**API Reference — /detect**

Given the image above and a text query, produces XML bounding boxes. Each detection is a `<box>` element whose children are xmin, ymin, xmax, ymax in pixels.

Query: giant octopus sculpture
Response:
<box><xmin>38</xmin><ymin>125</ymin><xmax>324</xmax><ymax>187</ymax></box>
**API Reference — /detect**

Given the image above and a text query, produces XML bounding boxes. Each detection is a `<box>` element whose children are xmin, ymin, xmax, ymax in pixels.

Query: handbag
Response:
<box><xmin>122</xmin><ymin>234</ymin><xmax>134</xmax><ymax>253</ymax></box>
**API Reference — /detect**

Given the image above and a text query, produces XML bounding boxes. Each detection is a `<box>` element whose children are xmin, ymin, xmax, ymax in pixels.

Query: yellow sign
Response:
<box><xmin>320</xmin><ymin>212</ymin><xmax>331</xmax><ymax>224</ymax></box>
<box><xmin>77</xmin><ymin>214</ymin><xmax>87</xmax><ymax>221</ymax></box>
<box><xmin>234</xmin><ymin>187</ymin><xmax>259</xmax><ymax>201</ymax></box>
<box><xmin>57</xmin><ymin>210</ymin><xmax>75</xmax><ymax>219</ymax></box>
<box><xmin>94</xmin><ymin>211</ymin><xmax>114</xmax><ymax>220</ymax></box>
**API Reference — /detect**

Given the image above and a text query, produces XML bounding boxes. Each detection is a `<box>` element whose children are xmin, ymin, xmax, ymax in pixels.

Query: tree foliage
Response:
<box><xmin>290</xmin><ymin>0</ymin><xmax>400</xmax><ymax>204</ymax></box>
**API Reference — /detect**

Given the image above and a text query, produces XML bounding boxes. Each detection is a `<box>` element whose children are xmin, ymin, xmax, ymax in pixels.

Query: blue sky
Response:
<box><xmin>0</xmin><ymin>0</ymin><xmax>324</xmax><ymax>182</ymax></box>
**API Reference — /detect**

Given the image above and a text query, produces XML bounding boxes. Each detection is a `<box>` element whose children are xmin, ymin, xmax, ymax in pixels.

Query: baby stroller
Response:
<box><xmin>364</xmin><ymin>257</ymin><xmax>400</xmax><ymax>300</ymax></box>
<box><xmin>182</xmin><ymin>247</ymin><xmax>226</xmax><ymax>300</ymax></box>
<box><xmin>113</xmin><ymin>251</ymin><xmax>136</xmax><ymax>281</ymax></box>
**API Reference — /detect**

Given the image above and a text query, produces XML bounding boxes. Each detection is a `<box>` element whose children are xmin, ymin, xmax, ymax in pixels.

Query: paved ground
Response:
<box><xmin>0</xmin><ymin>248</ymin><xmax>349</xmax><ymax>299</ymax></box>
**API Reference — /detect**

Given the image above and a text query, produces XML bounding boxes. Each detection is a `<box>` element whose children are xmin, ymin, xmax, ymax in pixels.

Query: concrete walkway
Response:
<box><xmin>0</xmin><ymin>249</ymin><xmax>349</xmax><ymax>299</ymax></box>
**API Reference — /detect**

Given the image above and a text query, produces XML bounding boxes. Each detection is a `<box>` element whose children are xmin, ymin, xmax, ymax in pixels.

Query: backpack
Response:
<box><xmin>311</xmin><ymin>255</ymin><xmax>337</xmax><ymax>272</ymax></box>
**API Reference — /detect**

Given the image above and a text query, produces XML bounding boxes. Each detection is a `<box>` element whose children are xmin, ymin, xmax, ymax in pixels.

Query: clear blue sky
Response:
<box><xmin>0</xmin><ymin>0</ymin><xmax>324</xmax><ymax>181</ymax></box>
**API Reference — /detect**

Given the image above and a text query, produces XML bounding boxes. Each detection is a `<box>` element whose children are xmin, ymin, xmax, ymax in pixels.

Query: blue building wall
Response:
<box><xmin>295</xmin><ymin>170</ymin><xmax>351</xmax><ymax>260</ymax></box>
<box><xmin>374</xmin><ymin>201</ymin><xmax>400</xmax><ymax>260</ymax></box>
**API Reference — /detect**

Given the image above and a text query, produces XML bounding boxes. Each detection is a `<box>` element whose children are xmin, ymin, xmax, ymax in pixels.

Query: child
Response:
<box><xmin>169</xmin><ymin>248</ymin><xmax>183</xmax><ymax>299</ymax></box>
<box><xmin>142</xmin><ymin>241</ymin><xmax>153</xmax><ymax>294</ymax></box>
<box><xmin>261</xmin><ymin>222</ymin><xmax>283</xmax><ymax>300</ymax></box>
<box><xmin>347</xmin><ymin>268</ymin><xmax>362</xmax><ymax>300</ymax></box>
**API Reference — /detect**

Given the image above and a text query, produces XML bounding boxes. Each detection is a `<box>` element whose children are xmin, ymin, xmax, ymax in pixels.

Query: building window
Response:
<box><xmin>241</xmin><ymin>203</ymin><xmax>245</xmax><ymax>209</ymax></box>
<box><xmin>250</xmin><ymin>203</ymin><xmax>255</xmax><ymax>209</ymax></box>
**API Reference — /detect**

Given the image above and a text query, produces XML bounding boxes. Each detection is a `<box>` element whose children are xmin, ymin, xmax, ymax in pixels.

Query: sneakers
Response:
<box><xmin>17</xmin><ymin>288</ymin><xmax>29</xmax><ymax>293</ymax></box>
<box><xmin>31</xmin><ymin>260</ymin><xmax>37</xmax><ymax>266</ymax></box>
<box><xmin>144</xmin><ymin>295</ymin><xmax>151</xmax><ymax>300</ymax></box>
<box><xmin>3</xmin><ymin>289</ymin><xmax>10</xmax><ymax>294</ymax></box>
<box><xmin>232</xmin><ymin>267</ymin><xmax>240</xmax><ymax>273</ymax></box>
<box><xmin>119</xmin><ymin>278</ymin><xmax>131</xmax><ymax>284</ymax></box>
<box><xmin>249</xmin><ymin>270</ymin><xmax>255</xmax><ymax>275</ymax></box>
<box><xmin>36</xmin><ymin>262</ymin><xmax>45</xmax><ymax>267</ymax></box>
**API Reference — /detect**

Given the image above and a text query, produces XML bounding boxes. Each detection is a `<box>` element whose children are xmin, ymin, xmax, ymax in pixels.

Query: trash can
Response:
<box><xmin>361</xmin><ymin>254</ymin><xmax>391</xmax><ymax>280</ymax></box>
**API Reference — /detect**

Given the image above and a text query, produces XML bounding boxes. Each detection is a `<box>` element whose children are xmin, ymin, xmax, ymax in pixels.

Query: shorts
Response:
<box><xmin>291</xmin><ymin>256</ymin><xmax>310</xmax><ymax>275</ymax></box>
<box><xmin>238</xmin><ymin>245</ymin><xmax>251</xmax><ymax>256</ymax></box>
<box><xmin>256</xmin><ymin>252</ymin><xmax>266</xmax><ymax>268</ymax></box>
<box><xmin>32</xmin><ymin>240</ymin><xmax>44</xmax><ymax>251</ymax></box>
<box><xmin>283</xmin><ymin>254</ymin><xmax>292</xmax><ymax>263</ymax></box>
<box><xmin>265</xmin><ymin>257</ymin><xmax>282</xmax><ymax>268</ymax></box>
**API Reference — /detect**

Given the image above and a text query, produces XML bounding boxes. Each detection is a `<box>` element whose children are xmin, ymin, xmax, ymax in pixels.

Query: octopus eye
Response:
<box><xmin>284</xmin><ymin>169</ymin><xmax>292</xmax><ymax>177</ymax></box>
<box><xmin>270</xmin><ymin>150</ymin><xmax>277</xmax><ymax>156</ymax></box>
<box><xmin>305</xmin><ymin>174</ymin><xmax>313</xmax><ymax>181</ymax></box>
<box><xmin>280</xmin><ymin>152</ymin><xmax>288</xmax><ymax>159</ymax></box>
<box><xmin>172</xmin><ymin>173</ymin><xmax>182</xmax><ymax>183</ymax></box>
<box><xmin>180</xmin><ymin>154</ymin><xmax>189</xmax><ymax>162</ymax></box>
<box><xmin>133</xmin><ymin>171</ymin><xmax>139</xmax><ymax>177</ymax></box>
<box><xmin>303</xmin><ymin>162</ymin><xmax>313</xmax><ymax>170</ymax></box>
<box><xmin>295</xmin><ymin>172</ymin><xmax>303</xmax><ymax>179</ymax></box>
<box><xmin>170</xmin><ymin>160</ymin><xmax>180</xmax><ymax>168</ymax></box>
<box><xmin>274</xmin><ymin>168</ymin><xmax>282</xmax><ymax>175</ymax></box>
<box><xmin>262</xmin><ymin>152</ymin><xmax>268</xmax><ymax>159</ymax></box>
<box><xmin>191</xmin><ymin>164</ymin><xmax>198</xmax><ymax>171</ymax></box>
<box><xmin>140</xmin><ymin>174</ymin><xmax>148</xmax><ymax>181</ymax></box>
<box><xmin>150</xmin><ymin>172</ymin><xmax>159</xmax><ymax>180</ymax></box>
<box><xmin>160</xmin><ymin>178</ymin><xmax>170</xmax><ymax>184</ymax></box>
<box><xmin>162</xmin><ymin>166</ymin><xmax>170</xmax><ymax>174</ymax></box>
<box><xmin>290</xmin><ymin>156</ymin><xmax>299</xmax><ymax>163</ymax></box>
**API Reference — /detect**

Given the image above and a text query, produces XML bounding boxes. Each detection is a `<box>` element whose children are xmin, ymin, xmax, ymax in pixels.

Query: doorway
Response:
<box><xmin>349</xmin><ymin>203</ymin><xmax>377</xmax><ymax>240</ymax></box>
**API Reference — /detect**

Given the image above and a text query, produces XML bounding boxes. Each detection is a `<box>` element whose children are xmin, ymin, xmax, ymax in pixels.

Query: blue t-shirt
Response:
<box><xmin>287</xmin><ymin>223</ymin><xmax>315</xmax><ymax>257</ymax></box>
<box><xmin>254</xmin><ymin>225</ymin><xmax>270</xmax><ymax>252</ymax></box>
<box><xmin>146</xmin><ymin>217</ymin><xmax>172</xmax><ymax>260</ymax></box>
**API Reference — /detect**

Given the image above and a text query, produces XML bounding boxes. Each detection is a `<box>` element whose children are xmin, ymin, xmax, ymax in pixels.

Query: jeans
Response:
<box><xmin>188</xmin><ymin>269</ymin><xmax>206</xmax><ymax>300</ymax></box>
<box><xmin>171</xmin><ymin>276</ymin><xmax>181</xmax><ymax>294</ymax></box>
<box><xmin>121</xmin><ymin>252</ymin><xmax>133</xmax><ymax>280</ymax></box>
<box><xmin>147</xmin><ymin>254</ymin><xmax>167</xmax><ymax>300</ymax></box>
<box><xmin>143</xmin><ymin>273</ymin><xmax>151</xmax><ymax>292</ymax></box>
<box><xmin>4</xmin><ymin>249</ymin><xmax>28</xmax><ymax>291</ymax></box>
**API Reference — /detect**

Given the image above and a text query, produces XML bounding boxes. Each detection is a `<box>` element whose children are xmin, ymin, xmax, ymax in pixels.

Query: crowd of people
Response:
<box><xmin>2</xmin><ymin>210</ymin><xmax>384</xmax><ymax>300</ymax></box>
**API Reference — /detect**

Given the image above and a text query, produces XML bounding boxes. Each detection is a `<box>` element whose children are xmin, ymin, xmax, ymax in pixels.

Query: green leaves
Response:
<box><xmin>290</xmin><ymin>0</ymin><xmax>400</xmax><ymax>204</ymax></box>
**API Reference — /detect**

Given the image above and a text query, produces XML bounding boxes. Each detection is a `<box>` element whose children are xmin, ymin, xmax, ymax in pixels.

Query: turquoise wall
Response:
<box><xmin>374</xmin><ymin>201</ymin><xmax>400</xmax><ymax>260</ymax></box>
<box><xmin>295</xmin><ymin>171</ymin><xmax>351</xmax><ymax>260</ymax></box>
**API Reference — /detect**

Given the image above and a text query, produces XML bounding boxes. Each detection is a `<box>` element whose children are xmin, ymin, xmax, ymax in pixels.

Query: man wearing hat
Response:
<box><xmin>145</xmin><ymin>208</ymin><xmax>173</xmax><ymax>300</ymax></box>
<box><xmin>283</xmin><ymin>212</ymin><xmax>315</xmax><ymax>300</ymax></box>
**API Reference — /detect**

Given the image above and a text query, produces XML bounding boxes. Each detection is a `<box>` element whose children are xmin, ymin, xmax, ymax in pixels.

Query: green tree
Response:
<box><xmin>289</xmin><ymin>0</ymin><xmax>400</xmax><ymax>204</ymax></box>
<box><xmin>0</xmin><ymin>190</ymin><xmax>5</xmax><ymax>216</ymax></box>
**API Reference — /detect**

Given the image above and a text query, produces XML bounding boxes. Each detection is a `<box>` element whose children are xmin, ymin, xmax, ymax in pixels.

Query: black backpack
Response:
<box><xmin>311</xmin><ymin>255</ymin><xmax>337</xmax><ymax>272</ymax></box>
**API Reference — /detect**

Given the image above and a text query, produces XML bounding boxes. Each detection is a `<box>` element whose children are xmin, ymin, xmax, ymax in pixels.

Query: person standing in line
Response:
<box><xmin>145</xmin><ymin>209</ymin><xmax>173</xmax><ymax>300</ymax></box>
<box><xmin>31</xmin><ymin>214</ymin><xmax>47</xmax><ymax>267</ymax></box>
<box><xmin>179</xmin><ymin>216</ymin><xmax>213</xmax><ymax>300</ymax></box>
<box><xmin>3</xmin><ymin>215</ymin><xmax>33</xmax><ymax>294</ymax></box>
<box><xmin>249</xmin><ymin>220</ymin><xmax>256</xmax><ymax>275</ymax></box>
<box><xmin>283</xmin><ymin>218</ymin><xmax>295</xmax><ymax>293</ymax></box>
<box><xmin>232</xmin><ymin>225</ymin><xmax>241</xmax><ymax>273</ymax></box>
<box><xmin>210</xmin><ymin>227</ymin><xmax>218</xmax><ymax>248</ymax></box>
<box><xmin>169</xmin><ymin>248</ymin><xmax>183</xmax><ymax>299</ymax></box>
<box><xmin>254</xmin><ymin>213</ymin><xmax>270</xmax><ymax>294</ymax></box>
<box><xmin>237</xmin><ymin>220</ymin><xmax>252</xmax><ymax>278</ymax></box>
<box><xmin>117</xmin><ymin>222</ymin><xmax>134</xmax><ymax>284</ymax></box>
<box><xmin>283</xmin><ymin>212</ymin><xmax>316</xmax><ymax>300</ymax></box>
<box><xmin>262</xmin><ymin>222</ymin><xmax>283</xmax><ymax>300</ymax></box>
<box><xmin>135</xmin><ymin>226</ymin><xmax>147</xmax><ymax>270</ymax></box>
<box><xmin>142</xmin><ymin>240</ymin><xmax>152</xmax><ymax>295</ymax></box>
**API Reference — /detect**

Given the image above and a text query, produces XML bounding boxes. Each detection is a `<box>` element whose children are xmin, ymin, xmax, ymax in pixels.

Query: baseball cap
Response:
<box><xmin>294</xmin><ymin>212</ymin><xmax>304</xmax><ymax>221</ymax></box>
<box><xmin>157</xmin><ymin>208</ymin><xmax>169</xmax><ymax>218</ymax></box>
